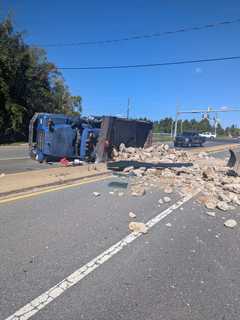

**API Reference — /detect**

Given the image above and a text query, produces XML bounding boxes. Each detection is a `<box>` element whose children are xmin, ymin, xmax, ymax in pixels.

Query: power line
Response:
<box><xmin>38</xmin><ymin>18</ymin><xmax>240</xmax><ymax>47</ymax></box>
<box><xmin>57</xmin><ymin>55</ymin><xmax>240</xmax><ymax>70</ymax></box>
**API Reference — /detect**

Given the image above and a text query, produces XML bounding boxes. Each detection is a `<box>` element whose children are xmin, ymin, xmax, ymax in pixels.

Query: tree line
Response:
<box><xmin>0</xmin><ymin>17</ymin><xmax>82</xmax><ymax>143</ymax></box>
<box><xmin>153</xmin><ymin>117</ymin><xmax>240</xmax><ymax>137</ymax></box>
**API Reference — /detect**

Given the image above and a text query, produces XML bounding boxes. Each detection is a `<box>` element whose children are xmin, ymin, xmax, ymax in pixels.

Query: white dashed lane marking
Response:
<box><xmin>4</xmin><ymin>192</ymin><xmax>197</xmax><ymax>320</ymax></box>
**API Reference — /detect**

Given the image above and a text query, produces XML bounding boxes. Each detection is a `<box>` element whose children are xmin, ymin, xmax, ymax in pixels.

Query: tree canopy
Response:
<box><xmin>153</xmin><ymin>117</ymin><xmax>238</xmax><ymax>137</ymax></box>
<box><xmin>0</xmin><ymin>17</ymin><xmax>82</xmax><ymax>143</ymax></box>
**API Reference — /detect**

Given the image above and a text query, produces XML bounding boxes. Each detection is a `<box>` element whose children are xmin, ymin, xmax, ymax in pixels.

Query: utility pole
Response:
<box><xmin>173</xmin><ymin>105</ymin><xmax>180</xmax><ymax>138</ymax></box>
<box><xmin>127</xmin><ymin>98</ymin><xmax>130</xmax><ymax>119</ymax></box>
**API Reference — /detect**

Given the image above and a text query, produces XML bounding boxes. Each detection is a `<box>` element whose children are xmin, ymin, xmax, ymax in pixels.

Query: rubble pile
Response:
<box><xmin>113</xmin><ymin>143</ymin><xmax>240</xmax><ymax>212</ymax></box>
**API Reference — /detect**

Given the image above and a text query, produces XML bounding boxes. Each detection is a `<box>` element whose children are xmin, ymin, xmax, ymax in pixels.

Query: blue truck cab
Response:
<box><xmin>29</xmin><ymin>113</ymin><xmax>100</xmax><ymax>162</ymax></box>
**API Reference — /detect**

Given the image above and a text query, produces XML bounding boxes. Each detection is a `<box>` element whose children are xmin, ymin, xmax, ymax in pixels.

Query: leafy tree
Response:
<box><xmin>0</xmin><ymin>17</ymin><xmax>82</xmax><ymax>142</ymax></box>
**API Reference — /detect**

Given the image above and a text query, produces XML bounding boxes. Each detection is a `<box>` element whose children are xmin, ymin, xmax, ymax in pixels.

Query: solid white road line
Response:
<box><xmin>4</xmin><ymin>192</ymin><xmax>197</xmax><ymax>320</ymax></box>
<box><xmin>0</xmin><ymin>157</ymin><xmax>28</xmax><ymax>161</ymax></box>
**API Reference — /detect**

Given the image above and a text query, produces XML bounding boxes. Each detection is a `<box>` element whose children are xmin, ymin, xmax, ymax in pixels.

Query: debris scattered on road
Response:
<box><xmin>111</xmin><ymin>143</ymin><xmax>240</xmax><ymax>227</ymax></box>
<box><xmin>205</xmin><ymin>211</ymin><xmax>216</xmax><ymax>217</ymax></box>
<box><xmin>224</xmin><ymin>219</ymin><xmax>237</xmax><ymax>228</ymax></box>
<box><xmin>164</xmin><ymin>186</ymin><xmax>173</xmax><ymax>194</ymax></box>
<box><xmin>129</xmin><ymin>212</ymin><xmax>136</xmax><ymax>218</ymax></box>
<box><xmin>163</xmin><ymin>196</ymin><xmax>171</xmax><ymax>203</ymax></box>
<box><xmin>93</xmin><ymin>192</ymin><xmax>101</xmax><ymax>197</ymax></box>
<box><xmin>129</xmin><ymin>222</ymin><xmax>148</xmax><ymax>234</ymax></box>
<box><xmin>165</xmin><ymin>222</ymin><xmax>172</xmax><ymax>227</ymax></box>
<box><xmin>131</xmin><ymin>185</ymin><xmax>146</xmax><ymax>197</ymax></box>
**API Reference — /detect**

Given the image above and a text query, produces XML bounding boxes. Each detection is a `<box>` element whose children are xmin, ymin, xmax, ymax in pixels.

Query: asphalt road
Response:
<box><xmin>0</xmin><ymin>139</ymin><xmax>239</xmax><ymax>174</ymax></box>
<box><xmin>0</xmin><ymin>145</ymin><xmax>59</xmax><ymax>174</ymax></box>
<box><xmin>1</xmin><ymin>168</ymin><xmax>240</xmax><ymax>319</ymax></box>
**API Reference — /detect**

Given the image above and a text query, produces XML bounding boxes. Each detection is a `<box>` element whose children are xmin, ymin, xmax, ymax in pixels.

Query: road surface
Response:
<box><xmin>0</xmin><ymin>139</ymin><xmax>239</xmax><ymax>174</ymax></box>
<box><xmin>1</xmin><ymin>163</ymin><xmax>240</xmax><ymax>319</ymax></box>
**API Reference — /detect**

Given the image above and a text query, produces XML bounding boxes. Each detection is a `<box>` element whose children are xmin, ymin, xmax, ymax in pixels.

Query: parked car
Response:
<box><xmin>199</xmin><ymin>132</ymin><xmax>216</xmax><ymax>140</ymax></box>
<box><xmin>174</xmin><ymin>131</ymin><xmax>206</xmax><ymax>147</ymax></box>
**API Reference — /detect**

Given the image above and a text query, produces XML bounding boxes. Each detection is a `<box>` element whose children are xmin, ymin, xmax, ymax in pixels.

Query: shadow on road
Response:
<box><xmin>107</xmin><ymin>160</ymin><xmax>193</xmax><ymax>172</ymax></box>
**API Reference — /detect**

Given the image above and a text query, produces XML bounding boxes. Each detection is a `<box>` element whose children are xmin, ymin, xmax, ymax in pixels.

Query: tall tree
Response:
<box><xmin>0</xmin><ymin>17</ymin><xmax>82</xmax><ymax>142</ymax></box>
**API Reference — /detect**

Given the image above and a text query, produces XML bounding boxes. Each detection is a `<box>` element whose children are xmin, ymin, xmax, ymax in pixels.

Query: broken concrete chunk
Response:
<box><xmin>129</xmin><ymin>222</ymin><xmax>147</xmax><ymax>234</ymax></box>
<box><xmin>205</xmin><ymin>211</ymin><xmax>216</xmax><ymax>217</ymax></box>
<box><xmin>164</xmin><ymin>186</ymin><xmax>173</xmax><ymax>194</ymax></box>
<box><xmin>165</xmin><ymin>222</ymin><xmax>172</xmax><ymax>227</ymax></box>
<box><xmin>119</xmin><ymin>143</ymin><xmax>126</xmax><ymax>153</ymax></box>
<box><xmin>217</xmin><ymin>201</ymin><xmax>235</xmax><ymax>211</ymax></box>
<box><xmin>158</xmin><ymin>199</ymin><xmax>164</xmax><ymax>204</ymax></box>
<box><xmin>123</xmin><ymin>166</ymin><xmax>134</xmax><ymax>173</ymax></box>
<box><xmin>131</xmin><ymin>185</ymin><xmax>146</xmax><ymax>197</ymax></box>
<box><xmin>129</xmin><ymin>212</ymin><xmax>136</xmax><ymax>218</ymax></box>
<box><xmin>202</xmin><ymin>167</ymin><xmax>215</xmax><ymax>181</ymax></box>
<box><xmin>93</xmin><ymin>192</ymin><xmax>100</xmax><ymax>197</ymax></box>
<box><xmin>163</xmin><ymin>196</ymin><xmax>171</xmax><ymax>203</ymax></box>
<box><xmin>224</xmin><ymin>219</ymin><xmax>237</xmax><ymax>228</ymax></box>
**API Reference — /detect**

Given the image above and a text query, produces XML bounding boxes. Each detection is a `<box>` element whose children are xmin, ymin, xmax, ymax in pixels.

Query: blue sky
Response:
<box><xmin>1</xmin><ymin>0</ymin><xmax>240</xmax><ymax>127</ymax></box>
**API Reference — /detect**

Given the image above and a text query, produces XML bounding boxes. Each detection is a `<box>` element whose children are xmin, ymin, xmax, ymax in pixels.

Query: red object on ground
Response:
<box><xmin>60</xmin><ymin>157</ymin><xmax>69</xmax><ymax>166</ymax></box>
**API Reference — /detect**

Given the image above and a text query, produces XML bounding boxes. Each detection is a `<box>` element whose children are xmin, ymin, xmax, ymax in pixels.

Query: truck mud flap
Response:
<box><xmin>227</xmin><ymin>149</ymin><xmax>240</xmax><ymax>176</ymax></box>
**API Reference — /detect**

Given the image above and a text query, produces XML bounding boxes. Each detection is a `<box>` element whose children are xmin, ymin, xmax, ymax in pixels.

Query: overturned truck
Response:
<box><xmin>29</xmin><ymin>113</ymin><xmax>152</xmax><ymax>163</ymax></box>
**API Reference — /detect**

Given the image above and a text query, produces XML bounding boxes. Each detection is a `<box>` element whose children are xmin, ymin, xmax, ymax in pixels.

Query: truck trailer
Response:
<box><xmin>29</xmin><ymin>113</ymin><xmax>153</xmax><ymax>163</ymax></box>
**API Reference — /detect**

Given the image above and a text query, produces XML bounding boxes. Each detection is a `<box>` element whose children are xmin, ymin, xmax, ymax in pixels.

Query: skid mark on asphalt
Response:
<box><xmin>4</xmin><ymin>191</ymin><xmax>199</xmax><ymax>320</ymax></box>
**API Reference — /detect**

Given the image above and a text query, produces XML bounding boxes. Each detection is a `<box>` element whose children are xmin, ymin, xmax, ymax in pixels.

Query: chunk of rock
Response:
<box><xmin>223</xmin><ymin>184</ymin><xmax>240</xmax><ymax>194</ymax></box>
<box><xmin>205</xmin><ymin>211</ymin><xmax>216</xmax><ymax>217</ymax></box>
<box><xmin>131</xmin><ymin>186</ymin><xmax>146</xmax><ymax>197</ymax></box>
<box><xmin>165</xmin><ymin>222</ymin><xmax>172</xmax><ymax>227</ymax></box>
<box><xmin>164</xmin><ymin>186</ymin><xmax>173</xmax><ymax>194</ymax></box>
<box><xmin>202</xmin><ymin>167</ymin><xmax>215</xmax><ymax>181</ymax></box>
<box><xmin>158</xmin><ymin>198</ymin><xmax>164</xmax><ymax>204</ymax></box>
<box><xmin>133</xmin><ymin>169</ymin><xmax>144</xmax><ymax>177</ymax></box>
<box><xmin>119</xmin><ymin>143</ymin><xmax>126</xmax><ymax>152</ymax></box>
<box><xmin>129</xmin><ymin>212</ymin><xmax>136</xmax><ymax>218</ymax></box>
<box><xmin>217</xmin><ymin>201</ymin><xmax>235</xmax><ymax>211</ymax></box>
<box><xmin>93</xmin><ymin>192</ymin><xmax>100</xmax><ymax>197</ymax></box>
<box><xmin>163</xmin><ymin>196</ymin><xmax>171</xmax><ymax>203</ymax></box>
<box><xmin>129</xmin><ymin>222</ymin><xmax>147</xmax><ymax>234</ymax></box>
<box><xmin>224</xmin><ymin>219</ymin><xmax>237</xmax><ymax>228</ymax></box>
<box><xmin>123</xmin><ymin>166</ymin><xmax>134</xmax><ymax>173</ymax></box>
<box><xmin>200</xmin><ymin>196</ymin><xmax>217</xmax><ymax>210</ymax></box>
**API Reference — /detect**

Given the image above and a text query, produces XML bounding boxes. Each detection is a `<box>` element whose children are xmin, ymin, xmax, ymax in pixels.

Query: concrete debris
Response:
<box><xmin>224</xmin><ymin>219</ymin><xmax>237</xmax><ymax>228</ymax></box>
<box><xmin>165</xmin><ymin>222</ymin><xmax>172</xmax><ymax>227</ymax></box>
<box><xmin>164</xmin><ymin>186</ymin><xmax>173</xmax><ymax>194</ymax></box>
<box><xmin>131</xmin><ymin>185</ymin><xmax>146</xmax><ymax>197</ymax></box>
<box><xmin>123</xmin><ymin>166</ymin><xmax>134</xmax><ymax>173</ymax></box>
<box><xmin>202</xmin><ymin>167</ymin><xmax>215</xmax><ymax>181</ymax></box>
<box><xmin>163</xmin><ymin>196</ymin><xmax>171</xmax><ymax>203</ymax></box>
<box><xmin>217</xmin><ymin>201</ymin><xmax>235</xmax><ymax>211</ymax></box>
<box><xmin>205</xmin><ymin>211</ymin><xmax>216</xmax><ymax>217</ymax></box>
<box><xmin>129</xmin><ymin>212</ymin><xmax>136</xmax><ymax>218</ymax></box>
<box><xmin>93</xmin><ymin>192</ymin><xmax>100</xmax><ymax>197</ymax></box>
<box><xmin>112</xmin><ymin>143</ymin><xmax>240</xmax><ymax>218</ymax></box>
<box><xmin>129</xmin><ymin>222</ymin><xmax>147</xmax><ymax>234</ymax></box>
